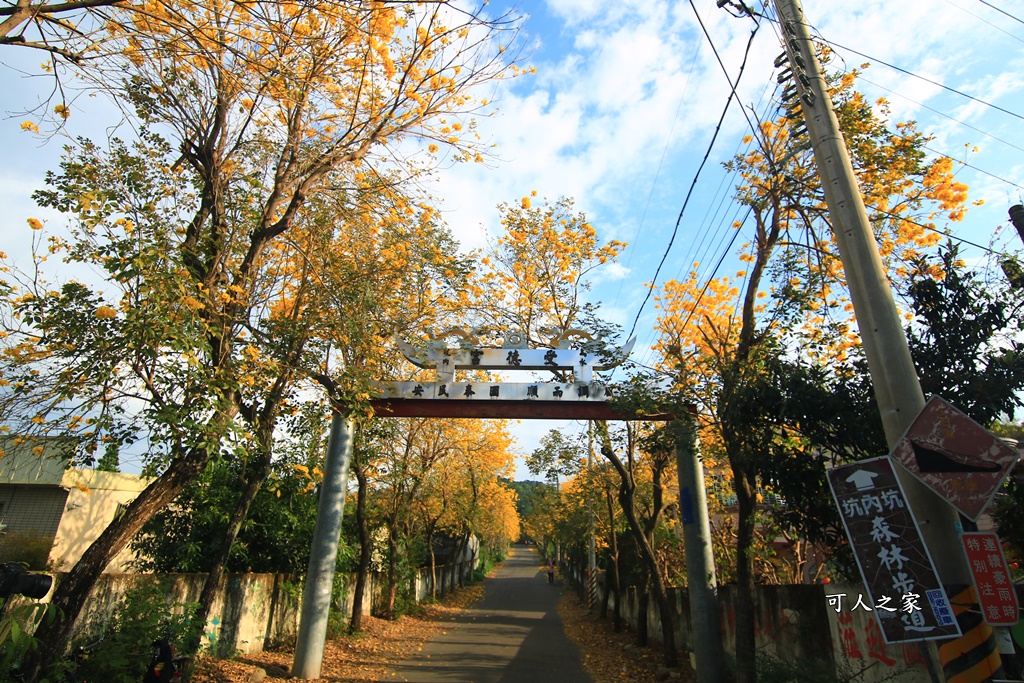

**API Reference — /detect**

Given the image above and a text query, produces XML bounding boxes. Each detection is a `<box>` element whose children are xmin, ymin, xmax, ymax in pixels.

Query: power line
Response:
<box><xmin>856</xmin><ymin>75</ymin><xmax>1024</xmax><ymax>155</ymax></box>
<box><xmin>661</xmin><ymin>207</ymin><xmax>751</xmax><ymax>362</ymax></box>
<box><xmin>613</xmin><ymin>34</ymin><xmax>704</xmax><ymax>311</ymax></box>
<box><xmin>945</xmin><ymin>0</ymin><xmax>1024</xmax><ymax>45</ymax></box>
<box><xmin>922</xmin><ymin>144</ymin><xmax>1024</xmax><ymax>191</ymax></box>
<box><xmin>977</xmin><ymin>0</ymin><xmax>1024</xmax><ymax>27</ymax></box>
<box><xmin>634</xmin><ymin>3</ymin><xmax>784</xmax><ymax>370</ymax></box>
<box><xmin>673</xmin><ymin>74</ymin><xmax>781</xmax><ymax>286</ymax></box>
<box><xmin>822</xmin><ymin>38</ymin><xmax>1024</xmax><ymax>122</ymax></box>
<box><xmin>863</xmin><ymin>203</ymin><xmax>1009</xmax><ymax>257</ymax></box>
<box><xmin>623</xmin><ymin>15</ymin><xmax>761</xmax><ymax>342</ymax></box>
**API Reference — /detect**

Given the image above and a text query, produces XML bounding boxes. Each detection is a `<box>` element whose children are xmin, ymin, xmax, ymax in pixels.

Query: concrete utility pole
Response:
<box><xmin>675</xmin><ymin>424</ymin><xmax>726</xmax><ymax>683</ymax></box>
<box><xmin>587</xmin><ymin>420</ymin><xmax>597</xmax><ymax>608</ymax></box>
<box><xmin>772</xmin><ymin>0</ymin><xmax>1001</xmax><ymax>679</ymax></box>
<box><xmin>293</xmin><ymin>410</ymin><xmax>356</xmax><ymax>679</ymax></box>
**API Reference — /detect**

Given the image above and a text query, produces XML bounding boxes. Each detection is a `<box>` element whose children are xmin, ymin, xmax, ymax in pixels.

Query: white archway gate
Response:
<box><xmin>291</xmin><ymin>329</ymin><xmax>723</xmax><ymax>681</ymax></box>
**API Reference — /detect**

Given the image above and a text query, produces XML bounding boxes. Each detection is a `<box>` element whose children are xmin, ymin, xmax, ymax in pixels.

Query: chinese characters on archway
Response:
<box><xmin>827</xmin><ymin>456</ymin><xmax>960</xmax><ymax>644</ymax></box>
<box><xmin>379</xmin><ymin>330</ymin><xmax>635</xmax><ymax>404</ymax></box>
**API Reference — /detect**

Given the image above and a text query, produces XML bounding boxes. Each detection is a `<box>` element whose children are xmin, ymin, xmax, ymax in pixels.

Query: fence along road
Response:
<box><xmin>384</xmin><ymin>544</ymin><xmax>592</xmax><ymax>682</ymax></box>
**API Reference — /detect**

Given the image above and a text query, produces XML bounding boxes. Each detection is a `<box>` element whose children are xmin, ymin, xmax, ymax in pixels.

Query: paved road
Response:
<box><xmin>384</xmin><ymin>545</ymin><xmax>592</xmax><ymax>682</ymax></box>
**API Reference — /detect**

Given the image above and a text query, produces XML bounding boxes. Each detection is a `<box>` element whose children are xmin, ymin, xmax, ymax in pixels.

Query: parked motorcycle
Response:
<box><xmin>142</xmin><ymin>637</ymin><xmax>187</xmax><ymax>683</ymax></box>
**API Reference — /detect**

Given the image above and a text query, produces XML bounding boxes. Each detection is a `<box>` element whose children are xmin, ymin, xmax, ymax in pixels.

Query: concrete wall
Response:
<box><xmin>47</xmin><ymin>560</ymin><xmax>476</xmax><ymax>657</ymax></box>
<box><xmin>568</xmin><ymin>564</ymin><xmax>938</xmax><ymax>682</ymax></box>
<box><xmin>0</xmin><ymin>437</ymin><xmax>72</xmax><ymax>485</ymax></box>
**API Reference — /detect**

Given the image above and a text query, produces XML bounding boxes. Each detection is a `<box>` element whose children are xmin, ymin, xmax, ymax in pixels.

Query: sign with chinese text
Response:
<box><xmin>891</xmin><ymin>396</ymin><xmax>1019</xmax><ymax>521</ymax></box>
<box><xmin>961</xmin><ymin>532</ymin><xmax>1019</xmax><ymax>626</ymax></box>
<box><xmin>827</xmin><ymin>456</ymin><xmax>961</xmax><ymax>643</ymax></box>
<box><xmin>372</xmin><ymin>329</ymin><xmax>640</xmax><ymax>417</ymax></box>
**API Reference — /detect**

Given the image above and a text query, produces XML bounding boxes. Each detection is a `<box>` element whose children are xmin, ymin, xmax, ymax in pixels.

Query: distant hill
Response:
<box><xmin>499</xmin><ymin>478</ymin><xmax>551</xmax><ymax>520</ymax></box>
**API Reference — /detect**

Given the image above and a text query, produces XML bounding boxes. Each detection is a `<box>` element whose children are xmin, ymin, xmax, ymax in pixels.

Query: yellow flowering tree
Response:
<box><xmin>468</xmin><ymin>195</ymin><xmax>627</xmax><ymax>350</ymax></box>
<box><xmin>2</xmin><ymin>1</ymin><xmax>524</xmax><ymax>674</ymax></box>
<box><xmin>654</xmin><ymin>64</ymin><xmax>977</xmax><ymax>683</ymax></box>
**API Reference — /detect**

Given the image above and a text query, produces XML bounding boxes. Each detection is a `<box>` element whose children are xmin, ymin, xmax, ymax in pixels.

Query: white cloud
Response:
<box><xmin>2</xmin><ymin>0</ymin><xmax>1021</xmax><ymax>476</ymax></box>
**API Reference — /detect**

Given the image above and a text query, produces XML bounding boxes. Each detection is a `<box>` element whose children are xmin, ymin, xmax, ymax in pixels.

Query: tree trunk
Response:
<box><xmin>349</xmin><ymin>456</ymin><xmax>371</xmax><ymax>634</ymax></box>
<box><xmin>195</xmin><ymin>430</ymin><xmax>275</xmax><ymax>653</ymax></box>
<box><xmin>732</xmin><ymin>462</ymin><xmax>759</xmax><ymax>683</ymax></box>
<box><xmin>22</xmin><ymin>440</ymin><xmax>218</xmax><ymax>679</ymax></box>
<box><xmin>429</xmin><ymin>536</ymin><xmax>438</xmax><ymax>599</ymax></box>
<box><xmin>384</xmin><ymin>522</ymin><xmax>400</xmax><ymax>619</ymax></box>
<box><xmin>606</xmin><ymin>488</ymin><xmax>622</xmax><ymax>632</ymax></box>
<box><xmin>602</xmin><ymin>428</ymin><xmax>679</xmax><ymax>668</ymax></box>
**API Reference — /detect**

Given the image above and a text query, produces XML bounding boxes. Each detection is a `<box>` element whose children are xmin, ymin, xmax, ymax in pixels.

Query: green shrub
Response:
<box><xmin>0</xmin><ymin>534</ymin><xmax>56</xmax><ymax>570</ymax></box>
<box><xmin>73</xmin><ymin>579</ymin><xmax>203</xmax><ymax>683</ymax></box>
<box><xmin>0</xmin><ymin>598</ymin><xmax>63</xmax><ymax>682</ymax></box>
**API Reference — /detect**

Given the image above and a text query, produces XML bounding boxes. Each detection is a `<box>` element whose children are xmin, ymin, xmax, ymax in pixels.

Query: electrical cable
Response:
<box><xmin>862</xmin><ymin>203</ymin><xmax>1010</xmax><ymax>257</ymax></box>
<box><xmin>977</xmin><ymin>0</ymin><xmax>1024</xmax><ymax>27</ymax></box>
<box><xmin>856</xmin><ymin>76</ymin><xmax>1024</xmax><ymax>155</ymax></box>
<box><xmin>922</xmin><ymin>145</ymin><xmax>1024</xmax><ymax>191</ymax></box>
<box><xmin>673</xmin><ymin>76</ymin><xmax>781</xmax><ymax>286</ymax></box>
<box><xmin>633</xmin><ymin>5</ymin><xmax>787</xmax><ymax>371</ymax></box>
<box><xmin>820</xmin><ymin>38</ymin><xmax>1024</xmax><ymax>122</ymax></box>
<box><xmin>613</xmin><ymin>35</ymin><xmax>705</xmax><ymax>311</ymax></box>
<box><xmin>622</xmin><ymin>18</ymin><xmax>761</xmax><ymax>343</ymax></box>
<box><xmin>658</xmin><ymin>207</ymin><xmax>752</xmax><ymax>367</ymax></box>
<box><xmin>944</xmin><ymin>0</ymin><xmax>1024</xmax><ymax>45</ymax></box>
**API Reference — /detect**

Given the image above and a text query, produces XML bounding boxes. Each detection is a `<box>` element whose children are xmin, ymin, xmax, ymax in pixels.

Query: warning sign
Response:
<box><xmin>891</xmin><ymin>396</ymin><xmax>1019</xmax><ymax>521</ymax></box>
<box><xmin>961</xmin><ymin>532</ymin><xmax>1019</xmax><ymax>626</ymax></box>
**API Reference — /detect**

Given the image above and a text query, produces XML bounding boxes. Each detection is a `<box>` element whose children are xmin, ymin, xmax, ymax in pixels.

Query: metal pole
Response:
<box><xmin>587</xmin><ymin>420</ymin><xmax>597</xmax><ymax>609</ymax></box>
<box><xmin>292</xmin><ymin>410</ymin><xmax>355</xmax><ymax>679</ymax></box>
<box><xmin>676</xmin><ymin>426</ymin><xmax>726</xmax><ymax>682</ymax></box>
<box><xmin>773</xmin><ymin>0</ymin><xmax>999</xmax><ymax>679</ymax></box>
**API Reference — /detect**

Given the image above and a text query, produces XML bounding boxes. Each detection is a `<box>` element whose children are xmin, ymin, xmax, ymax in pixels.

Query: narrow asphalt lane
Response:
<box><xmin>384</xmin><ymin>545</ymin><xmax>592</xmax><ymax>683</ymax></box>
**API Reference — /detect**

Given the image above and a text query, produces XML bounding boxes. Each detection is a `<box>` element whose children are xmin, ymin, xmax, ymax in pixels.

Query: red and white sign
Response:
<box><xmin>891</xmin><ymin>396</ymin><xmax>1019</xmax><ymax>521</ymax></box>
<box><xmin>960</xmin><ymin>532</ymin><xmax>1019</xmax><ymax>626</ymax></box>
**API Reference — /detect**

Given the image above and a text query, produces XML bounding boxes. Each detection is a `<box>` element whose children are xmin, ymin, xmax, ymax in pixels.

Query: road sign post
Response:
<box><xmin>827</xmin><ymin>457</ymin><xmax>960</xmax><ymax>644</ymax></box>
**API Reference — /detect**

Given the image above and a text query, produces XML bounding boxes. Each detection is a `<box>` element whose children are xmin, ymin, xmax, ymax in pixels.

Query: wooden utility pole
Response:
<box><xmin>772</xmin><ymin>0</ymin><xmax>1003</xmax><ymax>680</ymax></box>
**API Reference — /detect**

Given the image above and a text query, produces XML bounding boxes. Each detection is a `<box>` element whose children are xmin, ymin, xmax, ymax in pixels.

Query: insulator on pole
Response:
<box><xmin>1010</xmin><ymin>205</ymin><xmax>1024</xmax><ymax>242</ymax></box>
<box><xmin>774</xmin><ymin>52</ymin><xmax>789</xmax><ymax>68</ymax></box>
<box><xmin>776</xmin><ymin>68</ymin><xmax>793</xmax><ymax>84</ymax></box>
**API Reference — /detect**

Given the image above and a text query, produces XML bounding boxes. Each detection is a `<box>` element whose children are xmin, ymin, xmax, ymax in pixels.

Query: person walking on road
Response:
<box><xmin>547</xmin><ymin>560</ymin><xmax>555</xmax><ymax>584</ymax></box>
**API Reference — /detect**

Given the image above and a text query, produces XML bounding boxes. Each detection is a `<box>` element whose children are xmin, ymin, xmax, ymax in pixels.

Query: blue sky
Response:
<box><xmin>1</xmin><ymin>0</ymin><xmax>1022</xmax><ymax>478</ymax></box>
<box><xmin>426</xmin><ymin>0</ymin><xmax>1024</xmax><ymax>477</ymax></box>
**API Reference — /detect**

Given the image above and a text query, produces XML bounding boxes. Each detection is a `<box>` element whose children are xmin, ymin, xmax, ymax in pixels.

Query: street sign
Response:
<box><xmin>827</xmin><ymin>456</ymin><xmax>961</xmax><ymax>644</ymax></box>
<box><xmin>891</xmin><ymin>396</ymin><xmax>1019</xmax><ymax>521</ymax></box>
<box><xmin>960</xmin><ymin>532</ymin><xmax>1019</xmax><ymax>626</ymax></box>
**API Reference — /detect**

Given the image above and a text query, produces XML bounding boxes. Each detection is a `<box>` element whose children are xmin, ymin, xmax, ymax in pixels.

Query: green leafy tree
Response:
<box><xmin>3</xmin><ymin>3</ymin><xmax>524</xmax><ymax>675</ymax></box>
<box><xmin>656</xmin><ymin>62</ymin><xmax>979</xmax><ymax>683</ymax></box>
